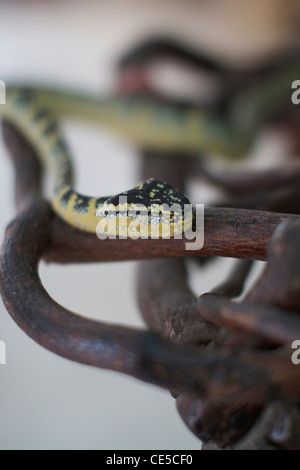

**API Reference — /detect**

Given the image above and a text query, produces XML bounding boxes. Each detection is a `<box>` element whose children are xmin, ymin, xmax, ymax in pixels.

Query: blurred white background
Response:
<box><xmin>0</xmin><ymin>0</ymin><xmax>298</xmax><ymax>450</ymax></box>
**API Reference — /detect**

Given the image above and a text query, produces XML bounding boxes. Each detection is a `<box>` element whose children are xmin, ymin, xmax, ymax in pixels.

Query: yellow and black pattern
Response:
<box><xmin>1</xmin><ymin>88</ymin><xmax>193</xmax><ymax>237</ymax></box>
<box><xmin>98</xmin><ymin>179</ymin><xmax>193</xmax><ymax>238</ymax></box>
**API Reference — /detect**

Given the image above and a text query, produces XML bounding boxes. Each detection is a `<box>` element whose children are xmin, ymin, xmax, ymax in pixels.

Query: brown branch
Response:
<box><xmin>136</xmin><ymin>258</ymin><xmax>217</xmax><ymax>345</ymax></box>
<box><xmin>47</xmin><ymin>207</ymin><xmax>297</xmax><ymax>263</ymax></box>
<box><xmin>199</xmin><ymin>298</ymin><xmax>300</xmax><ymax>347</ymax></box>
<box><xmin>0</xmin><ymin>199</ymin><xmax>299</xmax><ymax>406</ymax></box>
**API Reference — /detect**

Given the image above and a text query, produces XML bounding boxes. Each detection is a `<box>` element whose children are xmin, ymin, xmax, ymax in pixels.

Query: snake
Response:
<box><xmin>0</xmin><ymin>57</ymin><xmax>299</xmax><ymax>237</ymax></box>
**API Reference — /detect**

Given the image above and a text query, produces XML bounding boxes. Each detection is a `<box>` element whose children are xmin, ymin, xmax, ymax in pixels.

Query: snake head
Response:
<box><xmin>98</xmin><ymin>178</ymin><xmax>193</xmax><ymax>239</ymax></box>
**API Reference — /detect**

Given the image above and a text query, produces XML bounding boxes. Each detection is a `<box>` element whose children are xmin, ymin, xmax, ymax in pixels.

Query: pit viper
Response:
<box><xmin>1</xmin><ymin>60</ymin><xmax>298</xmax><ymax>237</ymax></box>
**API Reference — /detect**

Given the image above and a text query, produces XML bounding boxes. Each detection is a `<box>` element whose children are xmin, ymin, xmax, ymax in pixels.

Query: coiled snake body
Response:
<box><xmin>1</xmin><ymin>60</ymin><xmax>298</xmax><ymax>236</ymax></box>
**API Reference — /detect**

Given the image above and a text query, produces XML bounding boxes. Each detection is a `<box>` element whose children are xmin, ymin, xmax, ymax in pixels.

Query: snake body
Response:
<box><xmin>1</xmin><ymin>58</ymin><xmax>299</xmax><ymax>236</ymax></box>
<box><xmin>2</xmin><ymin>88</ymin><xmax>197</xmax><ymax>236</ymax></box>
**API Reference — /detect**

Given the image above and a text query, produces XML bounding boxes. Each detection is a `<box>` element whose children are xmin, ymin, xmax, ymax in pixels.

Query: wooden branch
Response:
<box><xmin>0</xmin><ymin>199</ymin><xmax>299</xmax><ymax>407</ymax></box>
